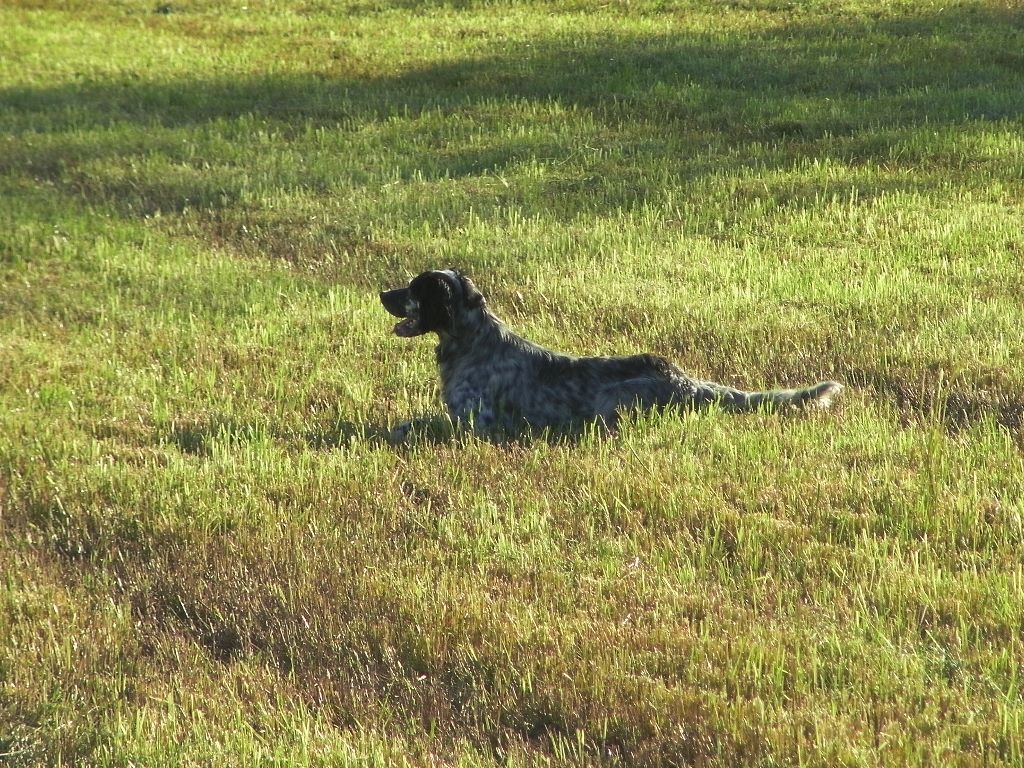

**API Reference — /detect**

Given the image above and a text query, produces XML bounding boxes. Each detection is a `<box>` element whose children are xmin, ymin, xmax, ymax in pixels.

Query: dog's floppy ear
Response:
<box><xmin>408</xmin><ymin>271</ymin><xmax>456</xmax><ymax>333</ymax></box>
<box><xmin>458</xmin><ymin>273</ymin><xmax>485</xmax><ymax>309</ymax></box>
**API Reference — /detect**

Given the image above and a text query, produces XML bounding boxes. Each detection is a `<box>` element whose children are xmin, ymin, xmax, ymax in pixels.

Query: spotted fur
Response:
<box><xmin>380</xmin><ymin>269</ymin><xmax>842</xmax><ymax>436</ymax></box>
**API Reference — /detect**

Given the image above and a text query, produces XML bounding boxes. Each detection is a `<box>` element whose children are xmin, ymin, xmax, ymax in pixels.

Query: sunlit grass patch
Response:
<box><xmin>2</xmin><ymin>0</ymin><xmax>1024</xmax><ymax>765</ymax></box>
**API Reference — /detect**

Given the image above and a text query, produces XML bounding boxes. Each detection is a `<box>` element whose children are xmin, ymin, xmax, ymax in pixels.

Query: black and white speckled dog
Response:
<box><xmin>380</xmin><ymin>269</ymin><xmax>842</xmax><ymax>437</ymax></box>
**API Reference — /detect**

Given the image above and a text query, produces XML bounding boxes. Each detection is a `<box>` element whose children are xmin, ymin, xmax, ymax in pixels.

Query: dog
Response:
<box><xmin>381</xmin><ymin>269</ymin><xmax>842</xmax><ymax>437</ymax></box>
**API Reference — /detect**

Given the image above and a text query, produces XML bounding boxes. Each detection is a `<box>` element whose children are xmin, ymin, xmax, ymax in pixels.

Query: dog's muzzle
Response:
<box><xmin>380</xmin><ymin>287</ymin><xmax>422</xmax><ymax>337</ymax></box>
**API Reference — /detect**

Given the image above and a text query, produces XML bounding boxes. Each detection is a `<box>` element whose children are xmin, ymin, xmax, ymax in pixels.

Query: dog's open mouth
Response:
<box><xmin>393</xmin><ymin>318</ymin><xmax>421</xmax><ymax>337</ymax></box>
<box><xmin>380</xmin><ymin>288</ymin><xmax>421</xmax><ymax>336</ymax></box>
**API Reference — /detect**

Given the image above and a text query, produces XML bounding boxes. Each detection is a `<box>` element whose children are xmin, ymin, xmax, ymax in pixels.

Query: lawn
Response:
<box><xmin>2</xmin><ymin>1</ymin><xmax>1023</xmax><ymax>765</ymax></box>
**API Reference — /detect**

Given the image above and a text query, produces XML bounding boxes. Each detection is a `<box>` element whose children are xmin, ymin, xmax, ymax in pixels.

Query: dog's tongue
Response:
<box><xmin>393</xmin><ymin>318</ymin><xmax>419</xmax><ymax>337</ymax></box>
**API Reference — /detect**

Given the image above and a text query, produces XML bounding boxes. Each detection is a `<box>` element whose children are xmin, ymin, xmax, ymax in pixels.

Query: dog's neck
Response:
<box><xmin>435</xmin><ymin>306</ymin><xmax>521</xmax><ymax>366</ymax></box>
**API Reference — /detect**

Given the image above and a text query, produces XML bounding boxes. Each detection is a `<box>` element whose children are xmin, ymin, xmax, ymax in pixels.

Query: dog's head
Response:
<box><xmin>380</xmin><ymin>269</ymin><xmax>485</xmax><ymax>337</ymax></box>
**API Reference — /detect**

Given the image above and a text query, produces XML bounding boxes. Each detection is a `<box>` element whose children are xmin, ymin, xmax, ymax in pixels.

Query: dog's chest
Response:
<box><xmin>439</xmin><ymin>354</ymin><xmax>500</xmax><ymax>407</ymax></box>
<box><xmin>436</xmin><ymin>343</ymin><xmax>537</xmax><ymax>423</ymax></box>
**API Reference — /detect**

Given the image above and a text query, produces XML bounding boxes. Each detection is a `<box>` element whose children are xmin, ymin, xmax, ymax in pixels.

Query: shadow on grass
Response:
<box><xmin>4</xmin><ymin>9</ymin><xmax>1023</xmax><ymax>131</ymax></box>
<box><xmin>3</xmin><ymin>7</ymin><xmax>1023</xmax><ymax>219</ymax></box>
<box><xmin>167</xmin><ymin>412</ymin><xmax>405</xmax><ymax>454</ymax></box>
<box><xmin>165</xmin><ymin>408</ymin><xmax>613</xmax><ymax>454</ymax></box>
<box><xmin>847</xmin><ymin>367</ymin><xmax>1024</xmax><ymax>440</ymax></box>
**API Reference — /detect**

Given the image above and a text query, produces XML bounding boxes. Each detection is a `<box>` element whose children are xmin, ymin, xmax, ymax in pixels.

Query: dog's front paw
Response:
<box><xmin>388</xmin><ymin>420</ymin><xmax>414</xmax><ymax>443</ymax></box>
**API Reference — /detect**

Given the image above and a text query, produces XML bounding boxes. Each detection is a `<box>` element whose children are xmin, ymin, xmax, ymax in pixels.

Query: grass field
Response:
<box><xmin>2</xmin><ymin>0</ymin><xmax>1024</xmax><ymax>765</ymax></box>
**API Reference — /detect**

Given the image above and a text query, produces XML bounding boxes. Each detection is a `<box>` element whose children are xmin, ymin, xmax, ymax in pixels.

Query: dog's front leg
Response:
<box><xmin>387</xmin><ymin>414</ymin><xmax>458</xmax><ymax>444</ymax></box>
<box><xmin>447</xmin><ymin>389</ymin><xmax>497</xmax><ymax>435</ymax></box>
<box><xmin>389</xmin><ymin>419</ymin><xmax>417</xmax><ymax>443</ymax></box>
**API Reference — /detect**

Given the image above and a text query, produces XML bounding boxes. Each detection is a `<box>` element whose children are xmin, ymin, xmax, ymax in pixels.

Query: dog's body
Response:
<box><xmin>381</xmin><ymin>270</ymin><xmax>842</xmax><ymax>435</ymax></box>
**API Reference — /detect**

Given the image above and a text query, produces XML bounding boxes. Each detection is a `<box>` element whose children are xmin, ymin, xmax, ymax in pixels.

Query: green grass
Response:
<box><xmin>2</xmin><ymin>0</ymin><xmax>1024</xmax><ymax>765</ymax></box>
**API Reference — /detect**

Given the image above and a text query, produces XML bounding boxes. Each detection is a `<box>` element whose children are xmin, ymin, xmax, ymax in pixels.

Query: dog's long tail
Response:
<box><xmin>710</xmin><ymin>380</ymin><xmax>844</xmax><ymax>412</ymax></box>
